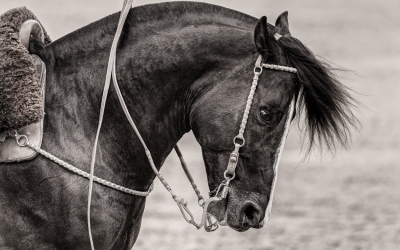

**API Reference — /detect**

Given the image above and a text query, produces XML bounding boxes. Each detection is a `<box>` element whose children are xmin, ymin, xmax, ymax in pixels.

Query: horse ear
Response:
<box><xmin>254</xmin><ymin>16</ymin><xmax>272</xmax><ymax>55</ymax></box>
<box><xmin>275</xmin><ymin>11</ymin><xmax>291</xmax><ymax>36</ymax></box>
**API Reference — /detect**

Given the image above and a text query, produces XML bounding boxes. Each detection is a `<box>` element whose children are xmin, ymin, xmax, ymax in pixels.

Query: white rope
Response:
<box><xmin>262</xmin><ymin>63</ymin><xmax>297</xmax><ymax>73</ymax></box>
<box><xmin>13</xmin><ymin>135</ymin><xmax>153</xmax><ymax>196</ymax></box>
<box><xmin>87</xmin><ymin>1</ymin><xmax>134</xmax><ymax>249</ymax></box>
<box><xmin>237</xmin><ymin>58</ymin><xmax>262</xmax><ymax>139</ymax></box>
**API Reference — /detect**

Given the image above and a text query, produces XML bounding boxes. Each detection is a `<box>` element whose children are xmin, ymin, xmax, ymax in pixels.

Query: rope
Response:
<box><xmin>87</xmin><ymin>1</ymin><xmax>133</xmax><ymax>249</ymax></box>
<box><xmin>12</xmin><ymin>133</ymin><xmax>153</xmax><ymax>196</ymax></box>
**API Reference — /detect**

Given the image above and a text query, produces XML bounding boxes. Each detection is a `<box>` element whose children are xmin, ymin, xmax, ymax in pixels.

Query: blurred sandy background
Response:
<box><xmin>1</xmin><ymin>0</ymin><xmax>399</xmax><ymax>249</ymax></box>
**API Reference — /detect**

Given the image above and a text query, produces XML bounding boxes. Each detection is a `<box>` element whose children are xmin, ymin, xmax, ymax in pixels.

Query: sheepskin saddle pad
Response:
<box><xmin>0</xmin><ymin>7</ymin><xmax>51</xmax><ymax>162</ymax></box>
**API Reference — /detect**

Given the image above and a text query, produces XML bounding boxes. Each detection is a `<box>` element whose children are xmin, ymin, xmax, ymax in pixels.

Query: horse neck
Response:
<box><xmin>40</xmin><ymin>11</ymin><xmax>254</xmax><ymax>190</ymax></box>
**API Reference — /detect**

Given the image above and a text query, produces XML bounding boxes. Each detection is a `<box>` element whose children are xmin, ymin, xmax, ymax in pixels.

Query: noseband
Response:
<box><xmin>12</xmin><ymin>1</ymin><xmax>298</xmax><ymax>248</ymax></box>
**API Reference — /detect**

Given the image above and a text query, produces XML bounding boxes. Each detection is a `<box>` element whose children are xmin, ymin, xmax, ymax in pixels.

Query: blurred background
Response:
<box><xmin>1</xmin><ymin>0</ymin><xmax>399</xmax><ymax>249</ymax></box>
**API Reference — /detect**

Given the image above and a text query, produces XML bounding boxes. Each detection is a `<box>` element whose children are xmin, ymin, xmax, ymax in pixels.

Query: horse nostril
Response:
<box><xmin>245</xmin><ymin>205</ymin><xmax>257</xmax><ymax>220</ymax></box>
<box><xmin>243</xmin><ymin>203</ymin><xmax>261</xmax><ymax>226</ymax></box>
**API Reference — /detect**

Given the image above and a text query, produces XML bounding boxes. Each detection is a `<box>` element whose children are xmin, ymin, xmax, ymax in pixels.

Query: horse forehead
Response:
<box><xmin>257</xmin><ymin>74</ymin><xmax>294</xmax><ymax>103</ymax></box>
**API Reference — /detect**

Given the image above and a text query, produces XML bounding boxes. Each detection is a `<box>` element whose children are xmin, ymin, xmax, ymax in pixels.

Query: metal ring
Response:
<box><xmin>224</xmin><ymin>170</ymin><xmax>236</xmax><ymax>181</ymax></box>
<box><xmin>233</xmin><ymin>136</ymin><xmax>245</xmax><ymax>147</ymax></box>
<box><xmin>16</xmin><ymin>135</ymin><xmax>29</xmax><ymax>147</ymax></box>
<box><xmin>254</xmin><ymin>66</ymin><xmax>263</xmax><ymax>75</ymax></box>
<box><xmin>198</xmin><ymin>198</ymin><xmax>205</xmax><ymax>207</ymax></box>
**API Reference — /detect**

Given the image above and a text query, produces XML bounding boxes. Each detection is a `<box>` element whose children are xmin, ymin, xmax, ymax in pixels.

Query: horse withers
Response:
<box><xmin>0</xmin><ymin>2</ymin><xmax>357</xmax><ymax>249</ymax></box>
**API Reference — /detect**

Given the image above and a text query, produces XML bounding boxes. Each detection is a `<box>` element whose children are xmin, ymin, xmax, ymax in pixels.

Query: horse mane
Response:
<box><xmin>278</xmin><ymin>36</ymin><xmax>359</xmax><ymax>153</ymax></box>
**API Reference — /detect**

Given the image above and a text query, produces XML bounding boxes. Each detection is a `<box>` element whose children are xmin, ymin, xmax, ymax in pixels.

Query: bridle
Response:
<box><xmin>12</xmin><ymin>1</ymin><xmax>298</xmax><ymax>249</ymax></box>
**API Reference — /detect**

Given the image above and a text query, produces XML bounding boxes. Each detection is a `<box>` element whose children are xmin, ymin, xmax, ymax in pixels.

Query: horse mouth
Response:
<box><xmin>206</xmin><ymin>191</ymin><xmax>266</xmax><ymax>232</ymax></box>
<box><xmin>211</xmin><ymin>210</ymin><xmax>266</xmax><ymax>232</ymax></box>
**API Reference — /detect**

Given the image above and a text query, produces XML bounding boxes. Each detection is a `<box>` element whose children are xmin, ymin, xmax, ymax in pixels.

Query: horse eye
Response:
<box><xmin>259</xmin><ymin>109</ymin><xmax>271</xmax><ymax>123</ymax></box>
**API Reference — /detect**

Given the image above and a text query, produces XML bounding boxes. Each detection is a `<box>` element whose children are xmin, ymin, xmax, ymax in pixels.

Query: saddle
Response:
<box><xmin>0</xmin><ymin>7</ymin><xmax>50</xmax><ymax>163</ymax></box>
<box><xmin>0</xmin><ymin>55</ymin><xmax>46</xmax><ymax>163</ymax></box>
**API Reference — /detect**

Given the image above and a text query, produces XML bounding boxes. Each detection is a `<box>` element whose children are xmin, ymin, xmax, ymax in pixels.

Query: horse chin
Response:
<box><xmin>207</xmin><ymin>203</ymin><xmax>248</xmax><ymax>232</ymax></box>
<box><xmin>254</xmin><ymin>218</ymin><xmax>266</xmax><ymax>228</ymax></box>
<box><xmin>224</xmin><ymin>213</ymin><xmax>266</xmax><ymax>232</ymax></box>
<box><xmin>206</xmin><ymin>196</ymin><xmax>228</xmax><ymax>222</ymax></box>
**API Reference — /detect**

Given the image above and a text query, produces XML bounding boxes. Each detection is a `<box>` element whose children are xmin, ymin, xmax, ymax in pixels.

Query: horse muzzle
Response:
<box><xmin>207</xmin><ymin>186</ymin><xmax>268</xmax><ymax>232</ymax></box>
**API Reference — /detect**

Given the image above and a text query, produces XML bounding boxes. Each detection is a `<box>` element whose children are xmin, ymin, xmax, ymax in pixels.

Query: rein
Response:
<box><xmin>12</xmin><ymin>1</ymin><xmax>298</xmax><ymax>249</ymax></box>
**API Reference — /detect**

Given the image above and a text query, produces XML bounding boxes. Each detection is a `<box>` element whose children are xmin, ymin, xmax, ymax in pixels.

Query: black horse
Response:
<box><xmin>0</xmin><ymin>2</ymin><xmax>357</xmax><ymax>249</ymax></box>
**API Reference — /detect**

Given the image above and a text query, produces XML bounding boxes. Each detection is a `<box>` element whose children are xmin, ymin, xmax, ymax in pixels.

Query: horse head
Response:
<box><xmin>190</xmin><ymin>11</ymin><xmax>356</xmax><ymax>232</ymax></box>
